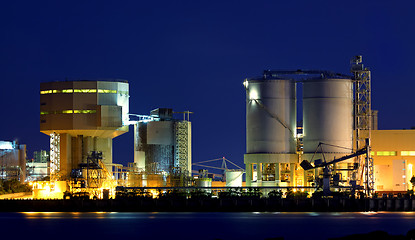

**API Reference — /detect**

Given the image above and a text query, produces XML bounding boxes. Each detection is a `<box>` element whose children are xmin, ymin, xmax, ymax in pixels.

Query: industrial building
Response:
<box><xmin>244</xmin><ymin>73</ymin><xmax>357</xmax><ymax>188</ymax></box>
<box><xmin>133</xmin><ymin>108</ymin><xmax>192</xmax><ymax>186</ymax></box>
<box><xmin>39</xmin><ymin>80</ymin><xmax>129</xmax><ymax>198</ymax></box>
<box><xmin>31</xmin><ymin>57</ymin><xmax>414</xmax><ymax>199</ymax></box>
<box><xmin>0</xmin><ymin>141</ymin><xmax>26</xmax><ymax>183</ymax></box>
<box><xmin>243</xmin><ymin>57</ymin><xmax>415</xmax><ymax>195</ymax></box>
<box><xmin>26</xmin><ymin>150</ymin><xmax>49</xmax><ymax>181</ymax></box>
<box><xmin>244</xmin><ymin>57</ymin><xmax>373</xmax><ymax>194</ymax></box>
<box><xmin>37</xmin><ymin>80</ymin><xmax>193</xmax><ymax>198</ymax></box>
<box><xmin>371</xmin><ymin>130</ymin><xmax>415</xmax><ymax>192</ymax></box>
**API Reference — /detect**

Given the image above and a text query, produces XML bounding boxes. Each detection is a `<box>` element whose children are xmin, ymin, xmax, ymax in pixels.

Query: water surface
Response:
<box><xmin>4</xmin><ymin>212</ymin><xmax>415</xmax><ymax>240</ymax></box>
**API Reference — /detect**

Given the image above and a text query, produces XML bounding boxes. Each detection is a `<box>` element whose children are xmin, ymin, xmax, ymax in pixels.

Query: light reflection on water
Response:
<box><xmin>3</xmin><ymin>212</ymin><xmax>415</xmax><ymax>239</ymax></box>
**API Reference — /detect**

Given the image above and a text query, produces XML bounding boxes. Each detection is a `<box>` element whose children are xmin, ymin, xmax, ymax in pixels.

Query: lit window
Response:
<box><xmin>41</xmin><ymin>89</ymin><xmax>117</xmax><ymax>94</ymax></box>
<box><xmin>98</xmin><ymin>89</ymin><xmax>117</xmax><ymax>94</ymax></box>
<box><xmin>401</xmin><ymin>151</ymin><xmax>415</xmax><ymax>156</ymax></box>
<box><xmin>377</xmin><ymin>151</ymin><xmax>397</xmax><ymax>156</ymax></box>
<box><xmin>40</xmin><ymin>90</ymin><xmax>52</xmax><ymax>94</ymax></box>
<box><xmin>40</xmin><ymin>110</ymin><xmax>96</xmax><ymax>115</ymax></box>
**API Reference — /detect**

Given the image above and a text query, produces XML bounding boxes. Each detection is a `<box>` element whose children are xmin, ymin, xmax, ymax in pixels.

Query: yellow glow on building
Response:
<box><xmin>377</xmin><ymin>151</ymin><xmax>397</xmax><ymax>156</ymax></box>
<box><xmin>40</xmin><ymin>110</ymin><xmax>97</xmax><ymax>115</ymax></box>
<box><xmin>40</xmin><ymin>89</ymin><xmax>118</xmax><ymax>95</ymax></box>
<box><xmin>40</xmin><ymin>90</ymin><xmax>52</xmax><ymax>94</ymax></box>
<box><xmin>32</xmin><ymin>181</ymin><xmax>67</xmax><ymax>199</ymax></box>
<box><xmin>402</xmin><ymin>151</ymin><xmax>415</xmax><ymax>156</ymax></box>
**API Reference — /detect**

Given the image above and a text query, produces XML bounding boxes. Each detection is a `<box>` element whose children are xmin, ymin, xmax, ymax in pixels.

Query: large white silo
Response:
<box><xmin>302</xmin><ymin>78</ymin><xmax>353</xmax><ymax>154</ymax></box>
<box><xmin>245</xmin><ymin>79</ymin><xmax>297</xmax><ymax>154</ymax></box>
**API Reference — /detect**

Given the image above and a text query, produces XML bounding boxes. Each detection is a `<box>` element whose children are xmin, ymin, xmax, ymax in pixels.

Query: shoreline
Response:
<box><xmin>1</xmin><ymin>197</ymin><xmax>414</xmax><ymax>212</ymax></box>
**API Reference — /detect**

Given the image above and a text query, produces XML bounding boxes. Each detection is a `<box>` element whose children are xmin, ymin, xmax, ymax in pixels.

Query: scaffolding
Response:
<box><xmin>351</xmin><ymin>55</ymin><xmax>374</xmax><ymax>195</ymax></box>
<box><xmin>174</xmin><ymin>121</ymin><xmax>190</xmax><ymax>174</ymax></box>
<box><xmin>50</xmin><ymin>132</ymin><xmax>60</xmax><ymax>181</ymax></box>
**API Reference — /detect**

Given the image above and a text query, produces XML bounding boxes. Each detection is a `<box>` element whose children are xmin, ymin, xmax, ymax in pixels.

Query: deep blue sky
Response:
<box><xmin>1</xmin><ymin>1</ymin><xmax>415</xmax><ymax>169</ymax></box>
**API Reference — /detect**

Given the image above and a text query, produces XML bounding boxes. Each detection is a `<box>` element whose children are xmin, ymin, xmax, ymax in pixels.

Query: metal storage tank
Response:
<box><xmin>134</xmin><ymin>108</ymin><xmax>192</xmax><ymax>177</ymax></box>
<box><xmin>225</xmin><ymin>169</ymin><xmax>244</xmax><ymax>187</ymax></box>
<box><xmin>136</xmin><ymin>121</ymin><xmax>174</xmax><ymax>174</ymax></box>
<box><xmin>195</xmin><ymin>178</ymin><xmax>212</xmax><ymax>188</ymax></box>
<box><xmin>245</xmin><ymin>79</ymin><xmax>297</xmax><ymax>154</ymax></box>
<box><xmin>303</xmin><ymin>78</ymin><xmax>353</xmax><ymax>153</ymax></box>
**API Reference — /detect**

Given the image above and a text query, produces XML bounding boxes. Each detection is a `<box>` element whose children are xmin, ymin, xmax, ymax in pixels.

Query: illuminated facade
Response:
<box><xmin>244</xmin><ymin>73</ymin><xmax>354</xmax><ymax>188</ymax></box>
<box><xmin>134</xmin><ymin>108</ymin><xmax>192</xmax><ymax>179</ymax></box>
<box><xmin>371</xmin><ymin>130</ymin><xmax>415</xmax><ymax>192</ymax></box>
<box><xmin>40</xmin><ymin>80</ymin><xmax>129</xmax><ymax>182</ymax></box>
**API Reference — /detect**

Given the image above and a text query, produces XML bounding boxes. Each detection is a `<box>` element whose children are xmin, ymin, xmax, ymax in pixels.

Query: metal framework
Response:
<box><xmin>70</xmin><ymin>151</ymin><xmax>113</xmax><ymax>198</ymax></box>
<box><xmin>351</xmin><ymin>55</ymin><xmax>374</xmax><ymax>195</ymax></box>
<box><xmin>49</xmin><ymin>132</ymin><xmax>60</xmax><ymax>181</ymax></box>
<box><xmin>174</xmin><ymin>121</ymin><xmax>190</xmax><ymax>173</ymax></box>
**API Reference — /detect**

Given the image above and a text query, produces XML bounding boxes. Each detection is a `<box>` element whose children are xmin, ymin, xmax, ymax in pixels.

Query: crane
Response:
<box><xmin>300</xmin><ymin>139</ymin><xmax>371</xmax><ymax>196</ymax></box>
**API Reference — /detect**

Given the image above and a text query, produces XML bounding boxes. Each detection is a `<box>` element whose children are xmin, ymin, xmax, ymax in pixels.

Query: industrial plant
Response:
<box><xmin>244</xmin><ymin>56</ymin><xmax>415</xmax><ymax>196</ymax></box>
<box><xmin>33</xmin><ymin>79</ymin><xmax>195</xmax><ymax>198</ymax></box>
<box><xmin>244</xmin><ymin>64</ymin><xmax>366</xmax><ymax>194</ymax></box>
<box><xmin>1</xmin><ymin>55</ymin><xmax>413</xmax><ymax>203</ymax></box>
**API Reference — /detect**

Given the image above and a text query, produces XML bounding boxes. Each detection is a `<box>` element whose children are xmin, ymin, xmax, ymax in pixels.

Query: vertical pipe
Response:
<box><xmin>290</xmin><ymin>163</ymin><xmax>295</xmax><ymax>186</ymax></box>
<box><xmin>246</xmin><ymin>164</ymin><xmax>252</xmax><ymax>186</ymax></box>
<box><xmin>257</xmin><ymin>163</ymin><xmax>262</xmax><ymax>186</ymax></box>
<box><xmin>275</xmin><ymin>163</ymin><xmax>280</xmax><ymax>186</ymax></box>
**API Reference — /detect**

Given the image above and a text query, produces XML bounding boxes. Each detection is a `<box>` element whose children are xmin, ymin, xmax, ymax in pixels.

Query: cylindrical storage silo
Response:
<box><xmin>246</xmin><ymin>79</ymin><xmax>296</xmax><ymax>154</ymax></box>
<box><xmin>302</xmin><ymin>78</ymin><xmax>353</xmax><ymax>153</ymax></box>
<box><xmin>195</xmin><ymin>178</ymin><xmax>212</xmax><ymax>188</ymax></box>
<box><xmin>225</xmin><ymin>169</ymin><xmax>244</xmax><ymax>187</ymax></box>
<box><xmin>135</xmin><ymin>121</ymin><xmax>175</xmax><ymax>173</ymax></box>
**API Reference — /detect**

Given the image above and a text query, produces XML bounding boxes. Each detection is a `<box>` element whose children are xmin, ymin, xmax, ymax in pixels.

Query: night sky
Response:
<box><xmin>1</xmin><ymin>1</ymin><xmax>415</xmax><ymax>170</ymax></box>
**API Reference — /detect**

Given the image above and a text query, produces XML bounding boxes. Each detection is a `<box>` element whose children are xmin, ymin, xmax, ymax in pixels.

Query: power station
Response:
<box><xmin>20</xmin><ymin>56</ymin><xmax>415</xmax><ymax>200</ymax></box>
<box><xmin>36</xmin><ymin>80</ymin><xmax>193</xmax><ymax>198</ymax></box>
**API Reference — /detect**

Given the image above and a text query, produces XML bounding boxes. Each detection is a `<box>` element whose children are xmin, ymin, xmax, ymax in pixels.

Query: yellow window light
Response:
<box><xmin>40</xmin><ymin>90</ymin><xmax>53</xmax><ymax>94</ymax></box>
<box><xmin>377</xmin><ymin>151</ymin><xmax>397</xmax><ymax>156</ymax></box>
<box><xmin>62</xmin><ymin>110</ymin><xmax>73</xmax><ymax>114</ymax></box>
<box><xmin>98</xmin><ymin>89</ymin><xmax>117</xmax><ymax>94</ymax></box>
<box><xmin>401</xmin><ymin>151</ymin><xmax>415</xmax><ymax>156</ymax></box>
<box><xmin>62</xmin><ymin>89</ymin><xmax>73</xmax><ymax>93</ymax></box>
